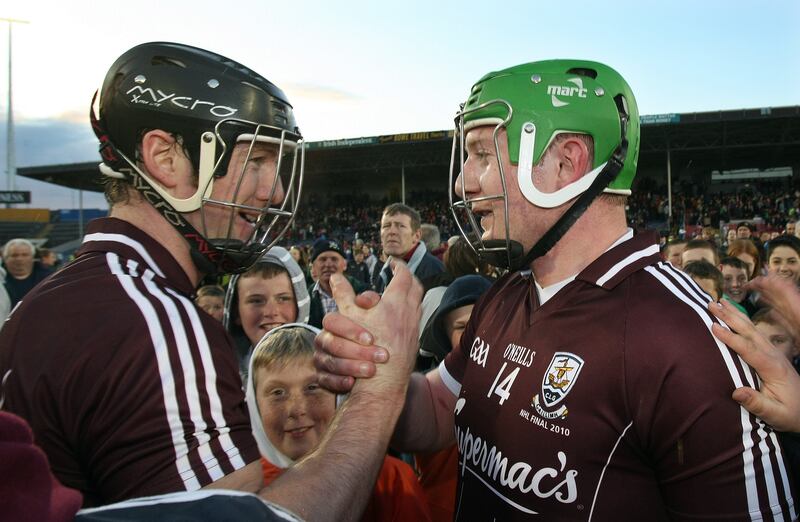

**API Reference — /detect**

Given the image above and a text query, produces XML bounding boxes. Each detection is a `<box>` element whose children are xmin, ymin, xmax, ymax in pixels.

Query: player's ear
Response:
<box><xmin>140</xmin><ymin>130</ymin><xmax>191</xmax><ymax>191</ymax></box>
<box><xmin>555</xmin><ymin>137</ymin><xmax>592</xmax><ymax>188</ymax></box>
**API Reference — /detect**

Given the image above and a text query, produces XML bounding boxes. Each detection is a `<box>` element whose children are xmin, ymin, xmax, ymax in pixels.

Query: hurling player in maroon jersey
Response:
<box><xmin>0</xmin><ymin>42</ymin><xmax>426</xmax><ymax>520</ymax></box>
<box><xmin>317</xmin><ymin>60</ymin><xmax>796</xmax><ymax>520</ymax></box>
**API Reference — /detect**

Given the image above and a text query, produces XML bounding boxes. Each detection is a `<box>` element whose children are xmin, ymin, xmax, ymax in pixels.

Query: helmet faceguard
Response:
<box><xmin>449</xmin><ymin>60</ymin><xmax>640</xmax><ymax>271</ymax></box>
<box><xmin>91</xmin><ymin>42</ymin><xmax>305</xmax><ymax>274</ymax></box>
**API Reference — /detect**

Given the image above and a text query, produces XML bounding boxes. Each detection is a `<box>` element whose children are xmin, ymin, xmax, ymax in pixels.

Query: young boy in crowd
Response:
<box><xmin>195</xmin><ymin>285</ymin><xmax>226</xmax><ymax>322</ymax></box>
<box><xmin>720</xmin><ymin>257</ymin><xmax>752</xmax><ymax>315</ymax></box>
<box><xmin>680</xmin><ymin>239</ymin><xmax>719</xmax><ymax>268</ymax></box>
<box><xmin>224</xmin><ymin>246</ymin><xmax>310</xmax><ymax>376</ymax></box>
<box><xmin>752</xmin><ymin>308</ymin><xmax>799</xmax><ymax>365</ymax></box>
<box><xmin>246</xmin><ymin>324</ymin><xmax>432</xmax><ymax>521</ymax></box>
<box><xmin>682</xmin><ymin>260</ymin><xmax>723</xmax><ymax>302</ymax></box>
<box><xmin>662</xmin><ymin>239</ymin><xmax>688</xmax><ymax>269</ymax></box>
<box><xmin>415</xmin><ymin>275</ymin><xmax>492</xmax><ymax>521</ymax></box>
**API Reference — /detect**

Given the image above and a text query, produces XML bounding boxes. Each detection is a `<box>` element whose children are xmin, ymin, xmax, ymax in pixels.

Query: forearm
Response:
<box><xmin>259</xmin><ymin>388</ymin><xmax>406</xmax><ymax>521</ymax></box>
<box><xmin>392</xmin><ymin>372</ymin><xmax>456</xmax><ymax>453</ymax></box>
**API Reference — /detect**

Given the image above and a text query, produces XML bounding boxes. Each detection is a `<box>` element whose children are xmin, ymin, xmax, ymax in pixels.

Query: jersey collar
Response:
<box><xmin>575</xmin><ymin>230</ymin><xmax>663</xmax><ymax>290</ymax></box>
<box><xmin>77</xmin><ymin>217</ymin><xmax>195</xmax><ymax>295</ymax></box>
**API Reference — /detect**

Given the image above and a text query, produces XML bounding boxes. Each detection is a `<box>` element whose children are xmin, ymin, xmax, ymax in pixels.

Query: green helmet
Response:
<box><xmin>449</xmin><ymin>59</ymin><xmax>639</xmax><ymax>269</ymax></box>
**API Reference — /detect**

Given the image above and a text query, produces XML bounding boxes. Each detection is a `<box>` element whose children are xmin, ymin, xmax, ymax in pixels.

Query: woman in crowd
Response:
<box><xmin>289</xmin><ymin>245</ymin><xmax>313</xmax><ymax>286</ymax></box>
<box><xmin>765</xmin><ymin>235</ymin><xmax>800</xmax><ymax>286</ymax></box>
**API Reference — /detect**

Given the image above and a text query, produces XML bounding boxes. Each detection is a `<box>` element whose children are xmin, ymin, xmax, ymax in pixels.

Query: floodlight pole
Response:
<box><xmin>2</xmin><ymin>17</ymin><xmax>29</xmax><ymax>199</ymax></box>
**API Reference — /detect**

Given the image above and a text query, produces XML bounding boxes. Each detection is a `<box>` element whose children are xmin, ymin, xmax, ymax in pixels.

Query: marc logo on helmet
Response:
<box><xmin>126</xmin><ymin>85</ymin><xmax>239</xmax><ymax>117</ymax></box>
<box><xmin>546</xmin><ymin>77</ymin><xmax>587</xmax><ymax>107</ymax></box>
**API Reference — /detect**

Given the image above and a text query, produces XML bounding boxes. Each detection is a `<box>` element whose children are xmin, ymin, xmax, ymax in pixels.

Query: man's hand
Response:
<box><xmin>709</xmin><ymin>299</ymin><xmax>800</xmax><ymax>433</ymax></box>
<box><xmin>315</xmin><ymin>261</ymin><xmax>422</xmax><ymax>395</ymax></box>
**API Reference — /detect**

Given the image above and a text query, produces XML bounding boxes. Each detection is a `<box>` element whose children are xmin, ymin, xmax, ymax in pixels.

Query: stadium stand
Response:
<box><xmin>11</xmin><ymin>105</ymin><xmax>800</xmax><ymax>248</ymax></box>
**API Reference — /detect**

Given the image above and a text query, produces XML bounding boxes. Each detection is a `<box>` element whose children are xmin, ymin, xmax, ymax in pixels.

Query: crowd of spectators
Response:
<box><xmin>627</xmin><ymin>182</ymin><xmax>800</xmax><ymax>231</ymax></box>
<box><xmin>282</xmin><ymin>191</ymin><xmax>460</xmax><ymax>247</ymax></box>
<box><xmin>278</xmin><ymin>183</ymin><xmax>800</xmax><ymax>256</ymax></box>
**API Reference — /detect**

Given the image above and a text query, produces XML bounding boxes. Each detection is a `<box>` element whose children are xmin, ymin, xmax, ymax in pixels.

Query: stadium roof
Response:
<box><xmin>18</xmin><ymin>105</ymin><xmax>800</xmax><ymax>193</ymax></box>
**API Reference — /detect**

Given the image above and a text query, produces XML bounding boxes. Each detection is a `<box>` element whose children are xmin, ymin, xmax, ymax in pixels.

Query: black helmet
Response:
<box><xmin>91</xmin><ymin>42</ymin><xmax>305</xmax><ymax>274</ymax></box>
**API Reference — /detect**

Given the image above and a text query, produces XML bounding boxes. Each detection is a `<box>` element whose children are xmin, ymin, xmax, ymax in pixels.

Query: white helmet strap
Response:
<box><xmin>516</xmin><ymin>122</ymin><xmax>607</xmax><ymax>209</ymax></box>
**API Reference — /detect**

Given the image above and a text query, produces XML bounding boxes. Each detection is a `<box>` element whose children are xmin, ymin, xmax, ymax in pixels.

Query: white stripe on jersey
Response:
<box><xmin>106</xmin><ymin>252</ymin><xmax>200</xmax><ymax>491</ymax></box>
<box><xmin>589</xmin><ymin>422</ymin><xmax>633</xmax><ymax>522</ymax></box>
<box><xmin>76</xmin><ymin>490</ymin><xmax>302</xmax><ymax>521</ymax></box>
<box><xmin>167</xmin><ymin>287</ymin><xmax>247</xmax><ymax>471</ymax></box>
<box><xmin>438</xmin><ymin>359</ymin><xmax>462</xmax><ymax>397</ymax></box>
<box><xmin>658</xmin><ymin>262</ymin><xmax>796</xmax><ymax>520</ymax></box>
<box><xmin>140</xmin><ymin>270</ymin><xmax>224</xmax><ymax>482</ymax></box>
<box><xmin>645</xmin><ymin>264</ymin><xmax>795</xmax><ymax>520</ymax></box>
<box><xmin>655</xmin><ymin>262</ymin><xmax>714</xmax><ymax>307</ymax></box>
<box><xmin>595</xmin><ymin>244</ymin><xmax>659</xmax><ymax>287</ymax></box>
<box><xmin>655</xmin><ymin>262</ymin><xmax>797</xmax><ymax>519</ymax></box>
<box><xmin>85</xmin><ymin>233</ymin><xmax>166</xmax><ymax>278</ymax></box>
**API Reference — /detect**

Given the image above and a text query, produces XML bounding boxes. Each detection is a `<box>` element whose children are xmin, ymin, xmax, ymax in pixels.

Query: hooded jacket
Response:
<box><xmin>245</xmin><ymin>324</ymin><xmax>433</xmax><ymax>521</ymax></box>
<box><xmin>223</xmin><ymin>246</ymin><xmax>310</xmax><ymax>377</ymax></box>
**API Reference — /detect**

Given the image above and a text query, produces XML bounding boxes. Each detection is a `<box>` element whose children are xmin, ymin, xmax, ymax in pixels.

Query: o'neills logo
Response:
<box><xmin>456</xmin><ymin>424</ymin><xmax>578</xmax><ymax>513</ymax></box>
<box><xmin>126</xmin><ymin>85</ymin><xmax>239</xmax><ymax>117</ymax></box>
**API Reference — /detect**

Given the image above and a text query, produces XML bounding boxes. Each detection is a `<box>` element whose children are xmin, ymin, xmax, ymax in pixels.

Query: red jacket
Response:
<box><xmin>262</xmin><ymin>455</ymin><xmax>432</xmax><ymax>522</ymax></box>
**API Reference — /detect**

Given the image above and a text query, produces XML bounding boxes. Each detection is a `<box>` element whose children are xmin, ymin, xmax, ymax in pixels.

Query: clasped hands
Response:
<box><xmin>314</xmin><ymin>261</ymin><xmax>423</xmax><ymax>398</ymax></box>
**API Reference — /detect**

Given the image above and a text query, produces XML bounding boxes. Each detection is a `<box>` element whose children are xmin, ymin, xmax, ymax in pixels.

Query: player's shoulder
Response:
<box><xmin>622</xmin><ymin>260</ymin><xmax>721</xmax><ymax>350</ymax></box>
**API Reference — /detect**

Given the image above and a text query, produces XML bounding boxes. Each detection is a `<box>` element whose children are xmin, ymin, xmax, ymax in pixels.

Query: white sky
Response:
<box><xmin>0</xmin><ymin>0</ymin><xmax>798</xmax><ymax>208</ymax></box>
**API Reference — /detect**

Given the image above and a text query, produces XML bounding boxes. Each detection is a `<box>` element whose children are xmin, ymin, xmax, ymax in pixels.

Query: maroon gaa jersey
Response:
<box><xmin>441</xmin><ymin>231</ymin><xmax>796</xmax><ymax>520</ymax></box>
<box><xmin>0</xmin><ymin>218</ymin><xmax>259</xmax><ymax>506</ymax></box>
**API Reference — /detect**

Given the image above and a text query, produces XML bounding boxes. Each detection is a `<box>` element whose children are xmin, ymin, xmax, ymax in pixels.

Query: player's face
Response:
<box><xmin>455</xmin><ymin>126</ymin><xmax>558</xmax><ymax>250</ymax></box>
<box><xmin>256</xmin><ymin>357</ymin><xmax>336</xmax><ymax>460</ymax></box>
<box><xmin>196</xmin><ymin>295</ymin><xmax>224</xmax><ymax>322</ymax></box>
<box><xmin>445</xmin><ymin>304</ymin><xmax>474</xmax><ymax>350</ymax></box>
<box><xmin>754</xmin><ymin>321</ymin><xmax>797</xmax><ymax>362</ymax></box>
<box><xmin>237</xmin><ymin>272</ymin><xmax>298</xmax><ymax>345</ymax></box>
<box><xmin>380</xmin><ymin>213</ymin><xmax>420</xmax><ymax>257</ymax></box>
<box><xmin>187</xmin><ymin>141</ymin><xmax>286</xmax><ymax>244</ymax></box>
<box><xmin>768</xmin><ymin>246</ymin><xmax>800</xmax><ymax>283</ymax></box>
<box><xmin>721</xmin><ymin>265</ymin><xmax>748</xmax><ymax>303</ymax></box>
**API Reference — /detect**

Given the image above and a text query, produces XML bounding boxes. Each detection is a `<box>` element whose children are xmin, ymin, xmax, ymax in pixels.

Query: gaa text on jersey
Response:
<box><xmin>470</xmin><ymin>336</ymin><xmax>490</xmax><ymax>368</ymax></box>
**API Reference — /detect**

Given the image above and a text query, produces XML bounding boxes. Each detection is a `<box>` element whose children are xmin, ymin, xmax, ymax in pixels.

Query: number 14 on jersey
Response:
<box><xmin>487</xmin><ymin>362</ymin><xmax>520</xmax><ymax>405</ymax></box>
